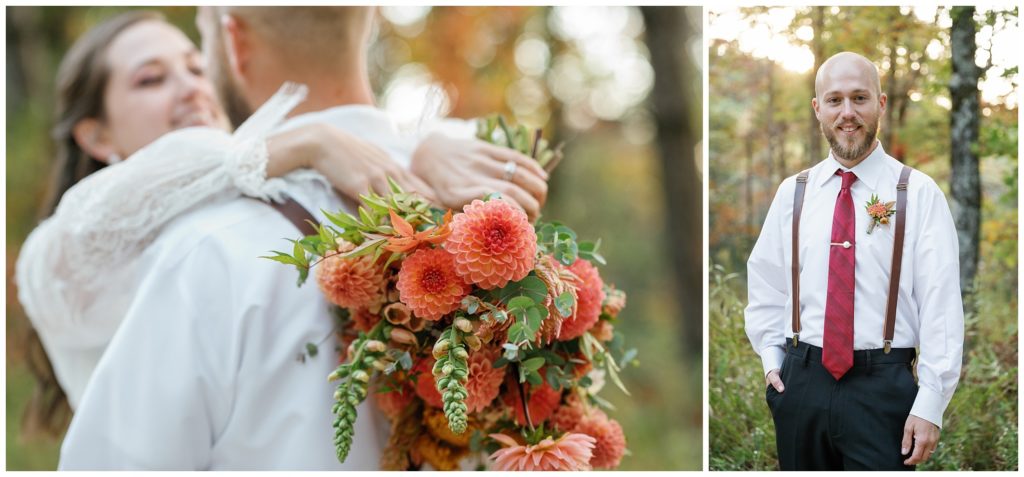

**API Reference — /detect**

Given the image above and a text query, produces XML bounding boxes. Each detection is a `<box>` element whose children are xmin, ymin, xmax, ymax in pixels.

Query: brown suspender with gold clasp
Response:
<box><xmin>790</xmin><ymin>165</ymin><xmax>911</xmax><ymax>352</ymax></box>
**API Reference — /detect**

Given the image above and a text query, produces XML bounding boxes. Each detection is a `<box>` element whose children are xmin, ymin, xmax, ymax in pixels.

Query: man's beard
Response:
<box><xmin>821</xmin><ymin>116</ymin><xmax>879</xmax><ymax>162</ymax></box>
<box><xmin>208</xmin><ymin>35</ymin><xmax>253</xmax><ymax>129</ymax></box>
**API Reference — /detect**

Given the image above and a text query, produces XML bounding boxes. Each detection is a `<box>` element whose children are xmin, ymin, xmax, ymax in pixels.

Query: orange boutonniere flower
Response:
<box><xmin>864</xmin><ymin>194</ymin><xmax>896</xmax><ymax>234</ymax></box>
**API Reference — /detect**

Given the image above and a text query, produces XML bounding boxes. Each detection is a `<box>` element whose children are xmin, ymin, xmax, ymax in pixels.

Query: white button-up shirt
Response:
<box><xmin>744</xmin><ymin>142</ymin><xmax>964</xmax><ymax>427</ymax></box>
<box><xmin>58</xmin><ymin>106</ymin><xmax>422</xmax><ymax>469</ymax></box>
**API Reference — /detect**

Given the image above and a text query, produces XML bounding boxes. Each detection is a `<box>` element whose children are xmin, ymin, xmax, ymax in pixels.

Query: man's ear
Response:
<box><xmin>222</xmin><ymin>14</ymin><xmax>250</xmax><ymax>83</ymax></box>
<box><xmin>71</xmin><ymin>118</ymin><xmax>118</xmax><ymax>164</ymax></box>
<box><xmin>811</xmin><ymin>97</ymin><xmax>821</xmax><ymax>122</ymax></box>
<box><xmin>878</xmin><ymin>92</ymin><xmax>888</xmax><ymax>114</ymax></box>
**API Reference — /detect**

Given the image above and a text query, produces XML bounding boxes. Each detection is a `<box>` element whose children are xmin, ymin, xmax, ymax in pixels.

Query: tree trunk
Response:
<box><xmin>884</xmin><ymin>28</ymin><xmax>899</xmax><ymax>153</ymax></box>
<box><xmin>949</xmin><ymin>6</ymin><xmax>981</xmax><ymax>296</ymax></box>
<box><xmin>765</xmin><ymin>59</ymin><xmax>776</xmax><ymax>188</ymax></box>
<box><xmin>808</xmin><ymin>6</ymin><xmax>825</xmax><ymax>165</ymax></box>
<box><xmin>640</xmin><ymin>6</ymin><xmax>702</xmax><ymax>357</ymax></box>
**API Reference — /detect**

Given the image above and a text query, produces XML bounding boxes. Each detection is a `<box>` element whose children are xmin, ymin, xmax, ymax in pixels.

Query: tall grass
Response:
<box><xmin>709</xmin><ymin>261</ymin><xmax>1018</xmax><ymax>471</ymax></box>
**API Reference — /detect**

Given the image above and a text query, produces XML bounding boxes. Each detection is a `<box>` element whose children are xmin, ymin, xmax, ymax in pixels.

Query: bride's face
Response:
<box><xmin>100</xmin><ymin>20</ymin><xmax>228</xmax><ymax>157</ymax></box>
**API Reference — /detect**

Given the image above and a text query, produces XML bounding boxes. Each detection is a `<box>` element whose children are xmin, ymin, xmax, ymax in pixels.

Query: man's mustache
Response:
<box><xmin>832</xmin><ymin>117</ymin><xmax>866</xmax><ymax>129</ymax></box>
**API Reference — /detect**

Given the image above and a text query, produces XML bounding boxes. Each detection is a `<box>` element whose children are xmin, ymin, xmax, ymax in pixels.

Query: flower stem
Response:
<box><xmin>516</xmin><ymin>365</ymin><xmax>536</xmax><ymax>432</ymax></box>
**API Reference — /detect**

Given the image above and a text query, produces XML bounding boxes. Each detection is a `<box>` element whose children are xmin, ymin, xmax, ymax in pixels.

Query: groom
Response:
<box><xmin>60</xmin><ymin>7</ymin><xmax>543</xmax><ymax>469</ymax></box>
<box><xmin>744</xmin><ymin>52</ymin><xmax>964</xmax><ymax>471</ymax></box>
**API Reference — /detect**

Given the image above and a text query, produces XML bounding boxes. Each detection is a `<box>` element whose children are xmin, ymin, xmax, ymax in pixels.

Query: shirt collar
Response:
<box><xmin>816</xmin><ymin>140</ymin><xmax>888</xmax><ymax>191</ymax></box>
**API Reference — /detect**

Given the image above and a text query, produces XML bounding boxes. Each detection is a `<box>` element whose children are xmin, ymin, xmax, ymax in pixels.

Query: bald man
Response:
<box><xmin>744</xmin><ymin>52</ymin><xmax>964</xmax><ymax>470</ymax></box>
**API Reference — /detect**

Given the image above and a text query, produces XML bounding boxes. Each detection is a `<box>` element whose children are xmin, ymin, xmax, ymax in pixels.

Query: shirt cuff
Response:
<box><xmin>759</xmin><ymin>345</ymin><xmax>786</xmax><ymax>377</ymax></box>
<box><xmin>909</xmin><ymin>384</ymin><xmax>945</xmax><ymax>428</ymax></box>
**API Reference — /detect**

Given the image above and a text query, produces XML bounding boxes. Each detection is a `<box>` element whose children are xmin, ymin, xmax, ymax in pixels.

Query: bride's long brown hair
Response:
<box><xmin>22</xmin><ymin>9</ymin><xmax>165</xmax><ymax>438</ymax></box>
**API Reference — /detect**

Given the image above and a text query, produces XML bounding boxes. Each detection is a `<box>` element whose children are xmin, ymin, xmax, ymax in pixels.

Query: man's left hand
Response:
<box><xmin>901</xmin><ymin>415</ymin><xmax>940</xmax><ymax>465</ymax></box>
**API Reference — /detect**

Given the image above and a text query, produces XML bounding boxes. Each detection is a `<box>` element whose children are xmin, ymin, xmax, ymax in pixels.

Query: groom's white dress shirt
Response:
<box><xmin>59</xmin><ymin>106</ymin><xmax>423</xmax><ymax>470</ymax></box>
<box><xmin>744</xmin><ymin>143</ymin><xmax>964</xmax><ymax>428</ymax></box>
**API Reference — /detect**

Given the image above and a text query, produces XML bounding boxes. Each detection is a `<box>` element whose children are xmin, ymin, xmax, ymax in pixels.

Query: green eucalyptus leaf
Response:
<box><xmin>495</xmin><ymin>276</ymin><xmax>548</xmax><ymax>305</ymax></box>
<box><xmin>522</xmin><ymin>356</ymin><xmax>545</xmax><ymax>371</ymax></box>
<box><xmin>507</xmin><ymin>296</ymin><xmax>535</xmax><ymax>313</ymax></box>
<box><xmin>525</xmin><ymin>370</ymin><xmax>543</xmax><ymax>386</ymax></box>
<box><xmin>554</xmin><ymin>292</ymin><xmax>575</xmax><ymax>317</ymax></box>
<box><xmin>526</xmin><ymin>307</ymin><xmax>543</xmax><ymax>334</ymax></box>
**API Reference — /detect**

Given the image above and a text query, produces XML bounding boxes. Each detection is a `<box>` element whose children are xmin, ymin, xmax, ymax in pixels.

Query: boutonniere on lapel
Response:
<box><xmin>864</xmin><ymin>194</ymin><xmax>896</xmax><ymax>234</ymax></box>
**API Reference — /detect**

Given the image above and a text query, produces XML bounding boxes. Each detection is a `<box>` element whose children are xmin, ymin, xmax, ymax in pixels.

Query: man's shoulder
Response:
<box><xmin>146</xmin><ymin>196</ymin><xmax>297</xmax><ymax>269</ymax></box>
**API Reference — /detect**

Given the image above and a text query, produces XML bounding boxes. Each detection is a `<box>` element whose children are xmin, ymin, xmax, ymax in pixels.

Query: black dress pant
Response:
<box><xmin>766</xmin><ymin>341</ymin><xmax>918</xmax><ymax>471</ymax></box>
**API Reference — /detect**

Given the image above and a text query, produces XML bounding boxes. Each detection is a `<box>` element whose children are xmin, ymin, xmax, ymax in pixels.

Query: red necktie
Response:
<box><xmin>823</xmin><ymin>170</ymin><xmax>856</xmax><ymax>380</ymax></box>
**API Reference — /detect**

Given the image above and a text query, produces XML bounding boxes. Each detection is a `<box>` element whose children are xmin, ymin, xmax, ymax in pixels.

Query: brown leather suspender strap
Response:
<box><xmin>883</xmin><ymin>165</ymin><xmax>912</xmax><ymax>353</ymax></box>
<box><xmin>267</xmin><ymin>197</ymin><xmax>318</xmax><ymax>237</ymax></box>
<box><xmin>791</xmin><ymin>170</ymin><xmax>811</xmax><ymax>346</ymax></box>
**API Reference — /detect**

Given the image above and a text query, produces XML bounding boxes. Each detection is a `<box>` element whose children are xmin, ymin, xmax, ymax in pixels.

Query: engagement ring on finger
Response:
<box><xmin>503</xmin><ymin>160</ymin><xmax>517</xmax><ymax>182</ymax></box>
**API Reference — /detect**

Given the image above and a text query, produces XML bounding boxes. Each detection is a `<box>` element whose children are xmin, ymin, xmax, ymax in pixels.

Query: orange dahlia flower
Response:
<box><xmin>465</xmin><ymin>346</ymin><xmax>506</xmax><ymax>413</ymax></box>
<box><xmin>396</xmin><ymin>247</ymin><xmax>471</xmax><ymax>321</ymax></box>
<box><xmin>550</xmin><ymin>395</ymin><xmax>586</xmax><ymax>433</ymax></box>
<box><xmin>575</xmin><ymin>409</ymin><xmax>627</xmax><ymax>469</ymax></box>
<box><xmin>316</xmin><ymin>250</ymin><xmax>386</xmax><ymax>311</ymax></box>
<box><xmin>446</xmin><ymin>199</ymin><xmax>537</xmax><ymax>290</ymax></box>
<box><xmin>489</xmin><ymin>432</ymin><xmax>595</xmax><ymax>471</ymax></box>
<box><xmin>557</xmin><ymin>259</ymin><xmax>606</xmax><ymax>341</ymax></box>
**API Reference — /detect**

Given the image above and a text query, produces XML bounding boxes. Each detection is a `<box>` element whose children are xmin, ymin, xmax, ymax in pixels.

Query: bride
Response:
<box><xmin>15</xmin><ymin>9</ymin><xmax>549</xmax><ymax>435</ymax></box>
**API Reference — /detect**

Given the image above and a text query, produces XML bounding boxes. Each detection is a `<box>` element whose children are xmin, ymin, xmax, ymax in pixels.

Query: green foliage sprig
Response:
<box><xmin>261</xmin><ymin>178</ymin><xmax>443</xmax><ymax>286</ymax></box>
<box><xmin>432</xmin><ymin>320</ymin><xmax>471</xmax><ymax>434</ymax></box>
<box><xmin>327</xmin><ymin>319</ymin><xmax>389</xmax><ymax>462</ymax></box>
<box><xmin>476</xmin><ymin>115</ymin><xmax>563</xmax><ymax>170</ymax></box>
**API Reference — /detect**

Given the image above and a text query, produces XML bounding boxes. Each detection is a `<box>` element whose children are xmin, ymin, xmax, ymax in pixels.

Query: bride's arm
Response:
<box><xmin>15</xmin><ymin>119</ymin><xmax>438</xmax><ymax>344</ymax></box>
<box><xmin>266</xmin><ymin>122</ymin><xmax>437</xmax><ymax>203</ymax></box>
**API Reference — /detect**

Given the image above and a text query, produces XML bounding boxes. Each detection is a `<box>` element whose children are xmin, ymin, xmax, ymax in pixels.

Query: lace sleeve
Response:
<box><xmin>15</xmin><ymin>83</ymin><xmax>309</xmax><ymax>343</ymax></box>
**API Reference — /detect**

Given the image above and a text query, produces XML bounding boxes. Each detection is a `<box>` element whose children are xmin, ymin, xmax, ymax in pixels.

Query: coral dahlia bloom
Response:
<box><xmin>413</xmin><ymin>358</ymin><xmax>444</xmax><ymax>408</ymax></box>
<box><xmin>489</xmin><ymin>432</ymin><xmax>595</xmax><ymax>471</ymax></box>
<box><xmin>316</xmin><ymin>251</ymin><xmax>386</xmax><ymax>310</ymax></box>
<box><xmin>575</xmin><ymin>409</ymin><xmax>627</xmax><ymax>469</ymax></box>
<box><xmin>867</xmin><ymin>202</ymin><xmax>889</xmax><ymax>217</ymax></box>
<box><xmin>465</xmin><ymin>346</ymin><xmax>505</xmax><ymax>413</ymax></box>
<box><xmin>550</xmin><ymin>397</ymin><xmax>586</xmax><ymax>433</ymax></box>
<box><xmin>397</xmin><ymin>247</ymin><xmax>471</xmax><ymax>321</ymax></box>
<box><xmin>557</xmin><ymin>259</ymin><xmax>607</xmax><ymax>341</ymax></box>
<box><xmin>446</xmin><ymin>199</ymin><xmax>537</xmax><ymax>290</ymax></box>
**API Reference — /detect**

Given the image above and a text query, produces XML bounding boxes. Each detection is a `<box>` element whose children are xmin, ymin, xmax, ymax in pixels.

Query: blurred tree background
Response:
<box><xmin>4</xmin><ymin>6</ymin><xmax>702</xmax><ymax>470</ymax></box>
<box><xmin>708</xmin><ymin>6</ymin><xmax>1018</xmax><ymax>470</ymax></box>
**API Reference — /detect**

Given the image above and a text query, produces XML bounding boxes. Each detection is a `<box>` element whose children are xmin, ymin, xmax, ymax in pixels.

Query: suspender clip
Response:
<box><xmin>792</xmin><ymin>334</ymin><xmax>799</xmax><ymax>348</ymax></box>
<box><xmin>883</xmin><ymin>340</ymin><xmax>892</xmax><ymax>354</ymax></box>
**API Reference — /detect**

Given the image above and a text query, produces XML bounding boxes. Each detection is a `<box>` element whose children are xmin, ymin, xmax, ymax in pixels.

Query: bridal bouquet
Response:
<box><xmin>266</xmin><ymin>118</ymin><xmax>633</xmax><ymax>470</ymax></box>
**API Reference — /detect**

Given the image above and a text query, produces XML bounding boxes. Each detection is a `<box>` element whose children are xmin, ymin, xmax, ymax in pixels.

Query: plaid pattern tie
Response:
<box><xmin>823</xmin><ymin>169</ymin><xmax>857</xmax><ymax>380</ymax></box>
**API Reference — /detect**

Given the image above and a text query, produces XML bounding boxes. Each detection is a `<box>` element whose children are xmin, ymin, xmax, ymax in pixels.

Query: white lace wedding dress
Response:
<box><xmin>15</xmin><ymin>83</ymin><xmax>311</xmax><ymax>409</ymax></box>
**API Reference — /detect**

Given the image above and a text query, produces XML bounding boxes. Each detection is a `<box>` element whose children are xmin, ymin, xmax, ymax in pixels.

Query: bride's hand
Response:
<box><xmin>265</xmin><ymin>123</ymin><xmax>438</xmax><ymax>203</ymax></box>
<box><xmin>410</xmin><ymin>133</ymin><xmax>549</xmax><ymax>221</ymax></box>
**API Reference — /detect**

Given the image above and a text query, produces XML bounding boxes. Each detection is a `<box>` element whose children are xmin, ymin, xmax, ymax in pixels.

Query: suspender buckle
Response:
<box><xmin>792</xmin><ymin>334</ymin><xmax>799</xmax><ymax>348</ymax></box>
<box><xmin>883</xmin><ymin>340</ymin><xmax>892</xmax><ymax>354</ymax></box>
